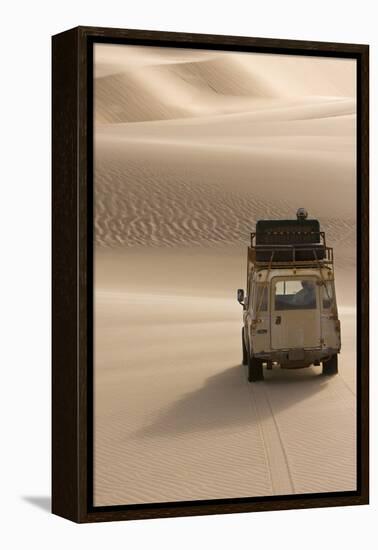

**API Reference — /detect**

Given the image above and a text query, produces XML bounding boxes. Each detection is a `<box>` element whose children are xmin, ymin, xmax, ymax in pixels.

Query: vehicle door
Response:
<box><xmin>270</xmin><ymin>276</ymin><xmax>321</xmax><ymax>350</ymax></box>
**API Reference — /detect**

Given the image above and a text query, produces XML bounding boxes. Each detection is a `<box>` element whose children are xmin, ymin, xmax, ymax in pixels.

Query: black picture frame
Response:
<box><xmin>52</xmin><ymin>26</ymin><xmax>369</xmax><ymax>523</ymax></box>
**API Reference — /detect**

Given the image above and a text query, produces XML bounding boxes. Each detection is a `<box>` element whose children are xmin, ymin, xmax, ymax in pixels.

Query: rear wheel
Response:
<box><xmin>242</xmin><ymin>328</ymin><xmax>248</xmax><ymax>366</ymax></box>
<box><xmin>248</xmin><ymin>355</ymin><xmax>264</xmax><ymax>382</ymax></box>
<box><xmin>322</xmin><ymin>354</ymin><xmax>338</xmax><ymax>376</ymax></box>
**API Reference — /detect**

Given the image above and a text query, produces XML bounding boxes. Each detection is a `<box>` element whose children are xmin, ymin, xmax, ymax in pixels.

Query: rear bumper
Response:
<box><xmin>254</xmin><ymin>347</ymin><xmax>339</xmax><ymax>365</ymax></box>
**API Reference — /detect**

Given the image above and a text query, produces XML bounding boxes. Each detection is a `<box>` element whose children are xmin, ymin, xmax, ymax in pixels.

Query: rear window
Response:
<box><xmin>274</xmin><ymin>279</ymin><xmax>317</xmax><ymax>310</ymax></box>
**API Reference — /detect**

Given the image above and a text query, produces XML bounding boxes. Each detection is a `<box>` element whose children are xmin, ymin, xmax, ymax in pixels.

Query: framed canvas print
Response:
<box><xmin>52</xmin><ymin>26</ymin><xmax>369</xmax><ymax>523</ymax></box>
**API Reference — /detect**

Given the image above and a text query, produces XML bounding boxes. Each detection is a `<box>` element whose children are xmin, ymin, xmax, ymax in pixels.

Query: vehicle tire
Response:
<box><xmin>248</xmin><ymin>355</ymin><xmax>264</xmax><ymax>382</ymax></box>
<box><xmin>322</xmin><ymin>354</ymin><xmax>338</xmax><ymax>376</ymax></box>
<box><xmin>242</xmin><ymin>328</ymin><xmax>248</xmax><ymax>366</ymax></box>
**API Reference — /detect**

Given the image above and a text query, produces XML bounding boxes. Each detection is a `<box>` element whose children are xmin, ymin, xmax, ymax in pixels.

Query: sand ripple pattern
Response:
<box><xmin>94</xmin><ymin>151</ymin><xmax>356</xmax><ymax>257</ymax></box>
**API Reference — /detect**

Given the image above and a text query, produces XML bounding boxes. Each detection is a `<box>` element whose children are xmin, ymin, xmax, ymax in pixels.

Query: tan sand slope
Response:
<box><xmin>94</xmin><ymin>56</ymin><xmax>277</xmax><ymax>123</ymax></box>
<box><xmin>94</xmin><ymin>248</ymin><xmax>356</xmax><ymax>505</ymax></box>
<box><xmin>95</xmin><ymin>46</ymin><xmax>356</xmax><ymax>123</ymax></box>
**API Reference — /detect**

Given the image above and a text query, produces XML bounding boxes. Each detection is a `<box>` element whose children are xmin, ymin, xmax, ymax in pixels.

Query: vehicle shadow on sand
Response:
<box><xmin>135</xmin><ymin>364</ymin><xmax>332</xmax><ymax>438</ymax></box>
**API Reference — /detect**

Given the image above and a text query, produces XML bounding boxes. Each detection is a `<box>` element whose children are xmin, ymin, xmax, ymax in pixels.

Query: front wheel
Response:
<box><xmin>248</xmin><ymin>355</ymin><xmax>264</xmax><ymax>382</ymax></box>
<box><xmin>322</xmin><ymin>354</ymin><xmax>338</xmax><ymax>376</ymax></box>
<box><xmin>242</xmin><ymin>328</ymin><xmax>248</xmax><ymax>366</ymax></box>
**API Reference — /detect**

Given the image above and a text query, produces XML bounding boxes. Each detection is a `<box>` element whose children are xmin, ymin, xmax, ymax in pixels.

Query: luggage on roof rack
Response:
<box><xmin>255</xmin><ymin>219</ymin><xmax>320</xmax><ymax>245</ymax></box>
<box><xmin>253</xmin><ymin>219</ymin><xmax>325</xmax><ymax>262</ymax></box>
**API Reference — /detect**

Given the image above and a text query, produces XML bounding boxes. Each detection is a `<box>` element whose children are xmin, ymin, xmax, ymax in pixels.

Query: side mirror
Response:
<box><xmin>237</xmin><ymin>289</ymin><xmax>245</xmax><ymax>305</ymax></box>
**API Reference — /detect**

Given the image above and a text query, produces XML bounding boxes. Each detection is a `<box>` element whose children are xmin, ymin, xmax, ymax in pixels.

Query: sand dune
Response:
<box><xmin>94</xmin><ymin>51</ymin><xmax>356</xmax><ymax>251</ymax></box>
<box><xmin>95</xmin><ymin>45</ymin><xmax>355</xmax><ymax>96</ymax></box>
<box><xmin>95</xmin><ymin>47</ymin><xmax>355</xmax><ymax>124</ymax></box>
<box><xmin>95</xmin><ymin>46</ymin><xmax>355</xmax><ymax>121</ymax></box>
<box><xmin>95</xmin><ymin>111</ymin><xmax>356</xmax><ymax>258</ymax></box>
<box><xmin>95</xmin><ymin>71</ymin><xmax>188</xmax><ymax>123</ymax></box>
<box><xmin>94</xmin><ymin>46</ymin><xmax>356</xmax><ymax>254</ymax></box>
<box><xmin>93</xmin><ymin>45</ymin><xmax>357</xmax><ymax>505</ymax></box>
<box><xmin>95</xmin><ymin>45</ymin><xmax>219</xmax><ymax>77</ymax></box>
<box><xmin>94</xmin><ymin>61</ymin><xmax>279</xmax><ymax>124</ymax></box>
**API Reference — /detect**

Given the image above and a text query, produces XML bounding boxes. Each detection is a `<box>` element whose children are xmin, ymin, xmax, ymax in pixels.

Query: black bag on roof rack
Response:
<box><xmin>255</xmin><ymin>219</ymin><xmax>325</xmax><ymax>261</ymax></box>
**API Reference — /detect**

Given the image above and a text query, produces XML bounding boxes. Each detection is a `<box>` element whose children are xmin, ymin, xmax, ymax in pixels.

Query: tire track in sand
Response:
<box><xmin>244</xmin><ymin>368</ymin><xmax>295</xmax><ymax>495</ymax></box>
<box><xmin>245</xmin><ymin>366</ymin><xmax>356</xmax><ymax>495</ymax></box>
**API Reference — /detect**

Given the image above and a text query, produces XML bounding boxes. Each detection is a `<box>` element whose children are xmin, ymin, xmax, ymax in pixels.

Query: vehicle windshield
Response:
<box><xmin>274</xmin><ymin>278</ymin><xmax>317</xmax><ymax>310</ymax></box>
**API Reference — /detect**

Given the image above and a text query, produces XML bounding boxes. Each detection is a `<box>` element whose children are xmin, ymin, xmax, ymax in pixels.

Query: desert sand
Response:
<box><xmin>93</xmin><ymin>45</ymin><xmax>357</xmax><ymax>505</ymax></box>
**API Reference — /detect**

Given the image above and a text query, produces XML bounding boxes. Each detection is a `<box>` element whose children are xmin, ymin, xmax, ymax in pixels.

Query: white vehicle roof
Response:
<box><xmin>250</xmin><ymin>266</ymin><xmax>334</xmax><ymax>283</ymax></box>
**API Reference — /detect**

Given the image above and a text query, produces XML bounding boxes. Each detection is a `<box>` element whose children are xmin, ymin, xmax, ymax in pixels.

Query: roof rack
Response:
<box><xmin>249</xmin><ymin>231</ymin><xmax>334</xmax><ymax>268</ymax></box>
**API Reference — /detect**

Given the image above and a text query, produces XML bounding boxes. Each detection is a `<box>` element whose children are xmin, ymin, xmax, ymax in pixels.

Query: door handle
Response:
<box><xmin>275</xmin><ymin>316</ymin><xmax>281</xmax><ymax>325</ymax></box>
